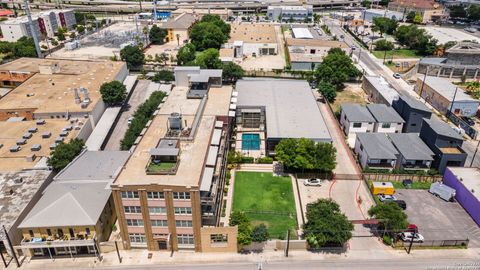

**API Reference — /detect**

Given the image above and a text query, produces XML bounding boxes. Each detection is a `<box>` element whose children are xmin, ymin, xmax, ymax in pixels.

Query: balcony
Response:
<box><xmin>21</xmin><ymin>234</ymin><xmax>96</xmax><ymax>248</ymax></box>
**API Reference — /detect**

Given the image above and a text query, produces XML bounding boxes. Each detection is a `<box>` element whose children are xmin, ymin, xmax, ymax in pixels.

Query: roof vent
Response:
<box><xmin>14</xmin><ymin>177</ymin><xmax>23</xmax><ymax>184</ymax></box>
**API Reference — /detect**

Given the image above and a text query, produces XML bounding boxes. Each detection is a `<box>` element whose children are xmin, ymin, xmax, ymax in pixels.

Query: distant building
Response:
<box><xmin>362</xmin><ymin>76</ymin><xmax>400</xmax><ymax>105</ymax></box>
<box><xmin>419</xmin><ymin>118</ymin><xmax>467</xmax><ymax>173</ymax></box>
<box><xmin>340</xmin><ymin>104</ymin><xmax>376</xmax><ymax>147</ymax></box>
<box><xmin>388</xmin><ymin>0</ymin><xmax>445</xmax><ymax>23</ymax></box>
<box><xmin>366</xmin><ymin>104</ymin><xmax>404</xmax><ymax>133</ymax></box>
<box><xmin>392</xmin><ymin>94</ymin><xmax>432</xmax><ymax>133</ymax></box>
<box><xmin>286</xmin><ymin>38</ymin><xmax>350</xmax><ymax>71</ymax></box>
<box><xmin>0</xmin><ymin>9</ymin><xmax>15</xmax><ymax>18</ymax></box>
<box><xmin>360</xmin><ymin>9</ymin><xmax>404</xmax><ymax>22</ymax></box>
<box><xmin>267</xmin><ymin>5</ymin><xmax>313</xmax><ymax>22</ymax></box>
<box><xmin>225</xmin><ymin>24</ymin><xmax>278</xmax><ymax>57</ymax></box>
<box><xmin>354</xmin><ymin>133</ymin><xmax>399</xmax><ymax>170</ymax></box>
<box><xmin>418</xmin><ymin>42</ymin><xmax>480</xmax><ymax>80</ymax></box>
<box><xmin>414</xmin><ymin>76</ymin><xmax>479</xmax><ymax>117</ymax></box>
<box><xmin>158</xmin><ymin>12</ymin><xmax>198</xmax><ymax>45</ymax></box>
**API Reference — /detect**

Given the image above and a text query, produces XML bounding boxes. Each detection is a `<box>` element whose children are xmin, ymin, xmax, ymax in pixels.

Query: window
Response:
<box><xmin>46</xmin><ymin>229</ymin><xmax>52</xmax><ymax>236</ymax></box>
<box><xmin>121</xmin><ymin>191</ymin><xmax>139</xmax><ymax>199</ymax></box>
<box><xmin>57</xmin><ymin>229</ymin><xmax>64</xmax><ymax>237</ymax></box>
<box><xmin>129</xmin><ymin>233</ymin><xmax>146</xmax><ymax>243</ymax></box>
<box><xmin>381</xmin><ymin>123</ymin><xmax>391</xmax><ymax>129</ymax></box>
<box><xmin>86</xmin><ymin>228</ymin><xmax>91</xmax><ymax>236</ymax></box>
<box><xmin>69</xmin><ymin>228</ymin><xmax>75</xmax><ymax>238</ymax></box>
<box><xmin>149</xmin><ymin>207</ymin><xmax>167</xmax><ymax>215</ymax></box>
<box><xmin>147</xmin><ymin>191</ymin><xmax>165</xmax><ymax>199</ymax></box>
<box><xmin>29</xmin><ymin>230</ymin><xmax>34</xmax><ymax>237</ymax></box>
<box><xmin>210</xmin><ymin>234</ymin><xmax>228</xmax><ymax>243</ymax></box>
<box><xmin>175</xmin><ymin>220</ymin><xmax>193</xmax><ymax>227</ymax></box>
<box><xmin>126</xmin><ymin>219</ymin><xmax>144</xmax><ymax>227</ymax></box>
<box><xmin>353</xmin><ymin>122</ymin><xmax>362</xmax><ymax>128</ymax></box>
<box><xmin>174</xmin><ymin>207</ymin><xmax>192</xmax><ymax>215</ymax></box>
<box><xmin>411</xmin><ymin>123</ymin><xmax>417</xmax><ymax>127</ymax></box>
<box><xmin>177</xmin><ymin>234</ymin><xmax>194</xmax><ymax>245</ymax></box>
<box><xmin>151</xmin><ymin>219</ymin><xmax>168</xmax><ymax>227</ymax></box>
<box><xmin>360</xmin><ymin>144</ymin><xmax>364</xmax><ymax>151</ymax></box>
<box><xmin>173</xmin><ymin>192</ymin><xmax>190</xmax><ymax>200</ymax></box>
<box><xmin>124</xmin><ymin>206</ymin><xmax>142</xmax><ymax>213</ymax></box>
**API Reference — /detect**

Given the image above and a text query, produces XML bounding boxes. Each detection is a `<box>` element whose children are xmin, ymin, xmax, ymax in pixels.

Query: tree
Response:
<box><xmin>361</xmin><ymin>0</ymin><xmax>371</xmax><ymax>8</ymax></box>
<box><xmin>154</xmin><ymin>53</ymin><xmax>169</xmax><ymax>65</ymax></box>
<box><xmin>394</xmin><ymin>24</ymin><xmax>437</xmax><ymax>55</ymax></box>
<box><xmin>120</xmin><ymin>45</ymin><xmax>145</xmax><ymax>69</ymax></box>
<box><xmin>47</xmin><ymin>138</ymin><xmax>85</xmax><ymax>171</ymax></box>
<box><xmin>152</xmin><ymin>70</ymin><xmax>174</xmax><ymax>82</ymax></box>
<box><xmin>467</xmin><ymin>4</ymin><xmax>480</xmax><ymax>21</ymax></box>
<box><xmin>372</xmin><ymin>17</ymin><xmax>398</xmax><ymax>36</ymax></box>
<box><xmin>200</xmin><ymin>14</ymin><xmax>230</xmax><ymax>37</ymax></box>
<box><xmin>222</xmin><ymin>62</ymin><xmax>244</xmax><ymax>83</ymax></box>
<box><xmin>194</xmin><ymin>48</ymin><xmax>221</xmax><ymax>69</ymax></box>
<box><xmin>275</xmin><ymin>138</ymin><xmax>337</xmax><ymax>172</ymax></box>
<box><xmin>149</xmin><ymin>25</ymin><xmax>167</xmax><ymax>45</ymax></box>
<box><xmin>57</xmin><ymin>31</ymin><xmax>65</xmax><ymax>41</ymax></box>
<box><xmin>374</xmin><ymin>39</ymin><xmax>394</xmax><ymax>51</ymax></box>
<box><xmin>413</xmin><ymin>14</ymin><xmax>422</xmax><ymax>24</ymax></box>
<box><xmin>251</xmin><ymin>224</ymin><xmax>269</xmax><ymax>242</ymax></box>
<box><xmin>76</xmin><ymin>25</ymin><xmax>85</xmax><ymax>34</ymax></box>
<box><xmin>190</xmin><ymin>22</ymin><xmax>228</xmax><ymax>51</ymax></box>
<box><xmin>368</xmin><ymin>202</ymin><xmax>408</xmax><ymax>235</ymax></box>
<box><xmin>318</xmin><ymin>82</ymin><xmax>336</xmax><ymax>103</ymax></box>
<box><xmin>177</xmin><ymin>43</ymin><xmax>196</xmax><ymax>65</ymax></box>
<box><xmin>315</xmin><ymin>48</ymin><xmax>361</xmax><ymax>87</ymax></box>
<box><xmin>229</xmin><ymin>211</ymin><xmax>252</xmax><ymax>246</ymax></box>
<box><xmin>100</xmin><ymin>80</ymin><xmax>127</xmax><ymax>106</ymax></box>
<box><xmin>12</xmin><ymin>37</ymin><xmax>37</xmax><ymax>58</ymax></box>
<box><xmin>405</xmin><ymin>11</ymin><xmax>416</xmax><ymax>22</ymax></box>
<box><xmin>449</xmin><ymin>6</ymin><xmax>467</xmax><ymax>19</ymax></box>
<box><xmin>303</xmin><ymin>199</ymin><xmax>353</xmax><ymax>248</ymax></box>
<box><xmin>74</xmin><ymin>12</ymin><xmax>96</xmax><ymax>25</ymax></box>
<box><xmin>313</xmin><ymin>13</ymin><xmax>321</xmax><ymax>23</ymax></box>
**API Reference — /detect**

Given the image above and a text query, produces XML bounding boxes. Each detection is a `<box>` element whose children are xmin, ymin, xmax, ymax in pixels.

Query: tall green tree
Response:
<box><xmin>394</xmin><ymin>24</ymin><xmax>437</xmax><ymax>55</ymax></box>
<box><xmin>449</xmin><ymin>6</ymin><xmax>467</xmax><ymax>18</ymax></box>
<box><xmin>303</xmin><ymin>199</ymin><xmax>353</xmax><ymax>248</ymax></box>
<box><xmin>229</xmin><ymin>211</ymin><xmax>253</xmax><ymax>246</ymax></box>
<box><xmin>190</xmin><ymin>22</ymin><xmax>228</xmax><ymax>51</ymax></box>
<box><xmin>467</xmin><ymin>4</ymin><xmax>480</xmax><ymax>21</ymax></box>
<box><xmin>176</xmin><ymin>43</ymin><xmax>196</xmax><ymax>65</ymax></box>
<box><xmin>318</xmin><ymin>82</ymin><xmax>336</xmax><ymax>103</ymax></box>
<box><xmin>47</xmin><ymin>138</ymin><xmax>85</xmax><ymax>171</ymax></box>
<box><xmin>315</xmin><ymin>48</ymin><xmax>361</xmax><ymax>87</ymax></box>
<box><xmin>368</xmin><ymin>202</ymin><xmax>408</xmax><ymax>235</ymax></box>
<box><xmin>374</xmin><ymin>39</ymin><xmax>394</xmax><ymax>51</ymax></box>
<box><xmin>405</xmin><ymin>11</ymin><xmax>416</xmax><ymax>22</ymax></box>
<box><xmin>372</xmin><ymin>17</ymin><xmax>398</xmax><ymax>36</ymax></box>
<box><xmin>222</xmin><ymin>62</ymin><xmax>244</xmax><ymax>83</ymax></box>
<box><xmin>100</xmin><ymin>80</ymin><xmax>127</xmax><ymax>106</ymax></box>
<box><xmin>275</xmin><ymin>138</ymin><xmax>336</xmax><ymax>172</ymax></box>
<box><xmin>149</xmin><ymin>25</ymin><xmax>167</xmax><ymax>44</ymax></box>
<box><xmin>194</xmin><ymin>48</ymin><xmax>221</xmax><ymax>69</ymax></box>
<box><xmin>200</xmin><ymin>14</ymin><xmax>231</xmax><ymax>37</ymax></box>
<box><xmin>152</xmin><ymin>70</ymin><xmax>174</xmax><ymax>82</ymax></box>
<box><xmin>120</xmin><ymin>45</ymin><xmax>145</xmax><ymax>69</ymax></box>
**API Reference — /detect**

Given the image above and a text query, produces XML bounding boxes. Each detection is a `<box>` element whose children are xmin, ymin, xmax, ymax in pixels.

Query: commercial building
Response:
<box><xmin>362</xmin><ymin>76</ymin><xmax>400</xmax><ymax>105</ymax></box>
<box><xmin>360</xmin><ymin>9</ymin><xmax>404</xmax><ymax>22</ymax></box>
<box><xmin>388</xmin><ymin>0</ymin><xmax>445</xmax><ymax>23</ymax></box>
<box><xmin>414</xmin><ymin>76</ymin><xmax>479</xmax><ymax>117</ymax></box>
<box><xmin>234</xmin><ymin>78</ymin><xmax>332</xmax><ymax>156</ymax></box>
<box><xmin>112</xmin><ymin>67</ymin><xmax>238</xmax><ymax>252</ymax></box>
<box><xmin>286</xmin><ymin>38</ymin><xmax>350</xmax><ymax>71</ymax></box>
<box><xmin>159</xmin><ymin>12</ymin><xmax>198</xmax><ymax>44</ymax></box>
<box><xmin>354</xmin><ymin>133</ymin><xmax>399</xmax><ymax>170</ymax></box>
<box><xmin>225</xmin><ymin>23</ymin><xmax>278</xmax><ymax>58</ymax></box>
<box><xmin>17</xmin><ymin>151</ymin><xmax>130</xmax><ymax>258</ymax></box>
<box><xmin>418</xmin><ymin>42</ymin><xmax>480</xmax><ymax>80</ymax></box>
<box><xmin>340</xmin><ymin>104</ymin><xmax>375</xmax><ymax>147</ymax></box>
<box><xmin>392</xmin><ymin>94</ymin><xmax>432</xmax><ymax>133</ymax></box>
<box><xmin>443</xmin><ymin>167</ymin><xmax>480</xmax><ymax>226</ymax></box>
<box><xmin>419</xmin><ymin>118</ymin><xmax>467</xmax><ymax>173</ymax></box>
<box><xmin>366</xmin><ymin>104</ymin><xmax>404</xmax><ymax>133</ymax></box>
<box><xmin>267</xmin><ymin>5</ymin><xmax>313</xmax><ymax>22</ymax></box>
<box><xmin>388</xmin><ymin>133</ymin><xmax>435</xmax><ymax>170</ymax></box>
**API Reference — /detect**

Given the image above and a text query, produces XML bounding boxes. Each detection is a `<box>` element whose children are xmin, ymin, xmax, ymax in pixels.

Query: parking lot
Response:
<box><xmin>296</xmin><ymin>178</ymin><xmax>331</xmax><ymax>216</ymax></box>
<box><xmin>395</xmin><ymin>189</ymin><xmax>480</xmax><ymax>247</ymax></box>
<box><xmin>420</xmin><ymin>26</ymin><xmax>480</xmax><ymax>44</ymax></box>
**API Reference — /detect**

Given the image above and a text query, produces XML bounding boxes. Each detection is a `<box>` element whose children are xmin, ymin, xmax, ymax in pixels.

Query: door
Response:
<box><xmin>158</xmin><ymin>240</ymin><xmax>168</xmax><ymax>250</ymax></box>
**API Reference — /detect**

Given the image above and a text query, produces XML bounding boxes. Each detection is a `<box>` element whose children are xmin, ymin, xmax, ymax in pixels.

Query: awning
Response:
<box><xmin>206</xmin><ymin>146</ymin><xmax>219</xmax><ymax>167</ymax></box>
<box><xmin>200</xmin><ymin>167</ymin><xmax>214</xmax><ymax>192</ymax></box>
<box><xmin>241</xmin><ymin>108</ymin><xmax>261</xmax><ymax>113</ymax></box>
<box><xmin>210</xmin><ymin>129</ymin><xmax>222</xmax><ymax>146</ymax></box>
<box><xmin>149</xmin><ymin>148</ymin><xmax>179</xmax><ymax>156</ymax></box>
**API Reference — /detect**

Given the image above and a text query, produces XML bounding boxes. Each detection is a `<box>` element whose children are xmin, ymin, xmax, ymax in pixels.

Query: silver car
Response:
<box><xmin>304</xmin><ymin>178</ymin><xmax>324</xmax><ymax>186</ymax></box>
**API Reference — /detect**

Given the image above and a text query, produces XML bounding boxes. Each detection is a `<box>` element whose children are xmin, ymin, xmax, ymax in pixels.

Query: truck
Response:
<box><xmin>429</xmin><ymin>182</ymin><xmax>456</xmax><ymax>202</ymax></box>
<box><xmin>371</xmin><ymin>182</ymin><xmax>395</xmax><ymax>195</ymax></box>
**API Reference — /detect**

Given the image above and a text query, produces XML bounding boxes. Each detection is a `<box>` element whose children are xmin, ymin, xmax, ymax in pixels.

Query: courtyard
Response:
<box><xmin>232</xmin><ymin>171</ymin><xmax>298</xmax><ymax>238</ymax></box>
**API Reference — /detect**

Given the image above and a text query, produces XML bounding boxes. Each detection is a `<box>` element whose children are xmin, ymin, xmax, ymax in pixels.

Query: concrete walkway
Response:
<box><xmin>220</xmin><ymin>169</ymin><xmax>236</xmax><ymax>226</ymax></box>
<box><xmin>289</xmin><ymin>174</ymin><xmax>305</xmax><ymax>238</ymax></box>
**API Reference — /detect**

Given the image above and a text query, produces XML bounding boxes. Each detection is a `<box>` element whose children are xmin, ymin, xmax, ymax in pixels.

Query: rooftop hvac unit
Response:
<box><xmin>73</xmin><ymin>88</ymin><xmax>81</xmax><ymax>104</ymax></box>
<box><xmin>10</xmin><ymin>145</ymin><xmax>21</xmax><ymax>152</ymax></box>
<box><xmin>36</xmin><ymin>119</ymin><xmax>46</xmax><ymax>125</ymax></box>
<box><xmin>28</xmin><ymin>127</ymin><xmax>38</xmax><ymax>133</ymax></box>
<box><xmin>168</xmin><ymin>112</ymin><xmax>182</xmax><ymax>130</ymax></box>
<box><xmin>42</xmin><ymin>132</ymin><xmax>51</xmax><ymax>138</ymax></box>
<box><xmin>23</xmin><ymin>132</ymin><xmax>32</xmax><ymax>139</ymax></box>
<box><xmin>17</xmin><ymin>139</ymin><xmax>27</xmax><ymax>145</ymax></box>
<box><xmin>31</xmin><ymin>144</ymin><xmax>41</xmax><ymax>151</ymax></box>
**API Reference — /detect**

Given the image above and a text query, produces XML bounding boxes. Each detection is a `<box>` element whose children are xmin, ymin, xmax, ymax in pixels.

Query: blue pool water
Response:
<box><xmin>242</xmin><ymin>133</ymin><xmax>260</xmax><ymax>150</ymax></box>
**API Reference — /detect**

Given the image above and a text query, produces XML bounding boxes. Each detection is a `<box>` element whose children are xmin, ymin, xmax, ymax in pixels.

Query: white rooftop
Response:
<box><xmin>447</xmin><ymin>167</ymin><xmax>480</xmax><ymax>202</ymax></box>
<box><xmin>292</xmin><ymin>28</ymin><xmax>313</xmax><ymax>39</ymax></box>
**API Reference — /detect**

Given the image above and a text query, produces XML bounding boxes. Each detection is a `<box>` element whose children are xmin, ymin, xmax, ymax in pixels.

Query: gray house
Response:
<box><xmin>388</xmin><ymin>133</ymin><xmax>435</xmax><ymax>171</ymax></box>
<box><xmin>354</xmin><ymin>133</ymin><xmax>399</xmax><ymax>170</ymax></box>
<box><xmin>392</xmin><ymin>94</ymin><xmax>432</xmax><ymax>133</ymax></box>
<box><xmin>366</xmin><ymin>104</ymin><xmax>404</xmax><ymax>133</ymax></box>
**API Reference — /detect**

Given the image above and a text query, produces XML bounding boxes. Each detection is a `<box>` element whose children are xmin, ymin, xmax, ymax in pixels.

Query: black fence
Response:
<box><xmin>395</xmin><ymin>239</ymin><xmax>469</xmax><ymax>248</ymax></box>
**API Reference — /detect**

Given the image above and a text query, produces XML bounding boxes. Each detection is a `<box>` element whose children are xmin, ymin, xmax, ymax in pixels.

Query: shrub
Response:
<box><xmin>383</xmin><ymin>235</ymin><xmax>392</xmax><ymax>246</ymax></box>
<box><xmin>251</xmin><ymin>224</ymin><xmax>269</xmax><ymax>242</ymax></box>
<box><xmin>256</xmin><ymin>156</ymin><xmax>273</xmax><ymax>164</ymax></box>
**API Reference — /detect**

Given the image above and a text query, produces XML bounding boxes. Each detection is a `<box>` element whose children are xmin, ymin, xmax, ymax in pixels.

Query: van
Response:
<box><xmin>371</xmin><ymin>182</ymin><xmax>395</xmax><ymax>195</ymax></box>
<box><xmin>429</xmin><ymin>182</ymin><xmax>456</xmax><ymax>202</ymax></box>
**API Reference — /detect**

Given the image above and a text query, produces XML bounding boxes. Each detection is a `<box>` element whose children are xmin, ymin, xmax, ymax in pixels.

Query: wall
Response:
<box><xmin>450</xmin><ymin>100</ymin><xmax>480</xmax><ymax>118</ymax></box>
<box><xmin>241</xmin><ymin>43</ymin><xmax>277</xmax><ymax>56</ymax></box>
<box><xmin>374</xmin><ymin>122</ymin><xmax>403</xmax><ymax>133</ymax></box>
<box><xmin>199</xmin><ymin>226</ymin><xmax>237</xmax><ymax>252</ymax></box>
<box><xmin>443</xmin><ymin>168</ymin><xmax>480</xmax><ymax>226</ymax></box>
<box><xmin>291</xmin><ymin>61</ymin><xmax>319</xmax><ymax>71</ymax></box>
<box><xmin>354</xmin><ymin>136</ymin><xmax>369</xmax><ymax>168</ymax></box>
<box><xmin>0</xmin><ymin>108</ymin><xmax>35</xmax><ymax>121</ymax></box>
<box><xmin>275</xmin><ymin>239</ymin><xmax>307</xmax><ymax>250</ymax></box>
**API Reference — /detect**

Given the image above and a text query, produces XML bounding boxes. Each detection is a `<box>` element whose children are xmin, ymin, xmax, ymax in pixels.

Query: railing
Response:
<box><xmin>394</xmin><ymin>239</ymin><xmax>469</xmax><ymax>248</ymax></box>
<box><xmin>367</xmin><ymin>163</ymin><xmax>395</xmax><ymax>169</ymax></box>
<box><xmin>20</xmin><ymin>236</ymin><xmax>96</xmax><ymax>248</ymax></box>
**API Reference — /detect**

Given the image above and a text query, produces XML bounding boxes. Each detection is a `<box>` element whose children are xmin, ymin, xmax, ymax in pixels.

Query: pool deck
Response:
<box><xmin>235</xmin><ymin>131</ymin><xmax>266</xmax><ymax>158</ymax></box>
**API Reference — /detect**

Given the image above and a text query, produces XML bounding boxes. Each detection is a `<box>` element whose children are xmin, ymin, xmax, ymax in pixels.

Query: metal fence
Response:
<box><xmin>395</xmin><ymin>239</ymin><xmax>469</xmax><ymax>248</ymax></box>
<box><xmin>362</xmin><ymin>173</ymin><xmax>442</xmax><ymax>182</ymax></box>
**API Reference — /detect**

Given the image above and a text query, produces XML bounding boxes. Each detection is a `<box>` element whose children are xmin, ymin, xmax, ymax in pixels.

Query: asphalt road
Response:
<box><xmin>77</xmin><ymin>258</ymin><xmax>480</xmax><ymax>270</ymax></box>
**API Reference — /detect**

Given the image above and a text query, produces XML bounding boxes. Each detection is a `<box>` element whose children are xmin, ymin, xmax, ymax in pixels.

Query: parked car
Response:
<box><xmin>393</xmin><ymin>200</ymin><xmax>407</xmax><ymax>210</ymax></box>
<box><xmin>393</xmin><ymin>73</ymin><xmax>401</xmax><ymax>79</ymax></box>
<box><xmin>407</xmin><ymin>224</ymin><xmax>419</xmax><ymax>234</ymax></box>
<box><xmin>461</xmin><ymin>116</ymin><xmax>476</xmax><ymax>126</ymax></box>
<box><xmin>127</xmin><ymin>116</ymin><xmax>134</xmax><ymax>125</ymax></box>
<box><xmin>399</xmin><ymin>232</ymin><xmax>424</xmax><ymax>243</ymax></box>
<box><xmin>429</xmin><ymin>182</ymin><xmax>456</xmax><ymax>202</ymax></box>
<box><xmin>378</xmin><ymin>194</ymin><xmax>396</xmax><ymax>202</ymax></box>
<box><xmin>402</xmin><ymin>179</ymin><xmax>413</xmax><ymax>188</ymax></box>
<box><xmin>304</xmin><ymin>178</ymin><xmax>324</xmax><ymax>186</ymax></box>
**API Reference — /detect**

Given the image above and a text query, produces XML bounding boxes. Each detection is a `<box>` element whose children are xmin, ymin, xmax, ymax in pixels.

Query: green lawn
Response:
<box><xmin>233</xmin><ymin>171</ymin><xmax>298</xmax><ymax>239</ymax></box>
<box><xmin>147</xmin><ymin>161</ymin><xmax>177</xmax><ymax>173</ymax></box>
<box><xmin>372</xmin><ymin>49</ymin><xmax>423</xmax><ymax>60</ymax></box>
<box><xmin>391</xmin><ymin>181</ymin><xmax>431</xmax><ymax>190</ymax></box>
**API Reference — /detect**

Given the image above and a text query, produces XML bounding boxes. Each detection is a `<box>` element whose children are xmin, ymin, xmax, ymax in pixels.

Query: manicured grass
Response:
<box><xmin>391</xmin><ymin>181</ymin><xmax>431</xmax><ymax>190</ymax></box>
<box><xmin>233</xmin><ymin>171</ymin><xmax>298</xmax><ymax>239</ymax></box>
<box><xmin>372</xmin><ymin>49</ymin><xmax>423</xmax><ymax>59</ymax></box>
<box><xmin>147</xmin><ymin>161</ymin><xmax>177</xmax><ymax>172</ymax></box>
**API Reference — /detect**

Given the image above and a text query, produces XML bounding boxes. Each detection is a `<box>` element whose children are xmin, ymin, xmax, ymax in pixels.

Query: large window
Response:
<box><xmin>121</xmin><ymin>191</ymin><xmax>139</xmax><ymax>199</ymax></box>
<box><xmin>151</xmin><ymin>219</ymin><xmax>168</xmax><ymax>227</ymax></box>
<box><xmin>175</xmin><ymin>220</ymin><xmax>193</xmax><ymax>227</ymax></box>
<box><xmin>129</xmin><ymin>233</ymin><xmax>146</xmax><ymax>243</ymax></box>
<box><xmin>353</xmin><ymin>122</ymin><xmax>362</xmax><ymax>128</ymax></box>
<box><xmin>174</xmin><ymin>207</ymin><xmax>192</xmax><ymax>215</ymax></box>
<box><xmin>147</xmin><ymin>192</ymin><xmax>165</xmax><ymax>200</ymax></box>
<box><xmin>126</xmin><ymin>219</ymin><xmax>144</xmax><ymax>227</ymax></box>
<box><xmin>149</xmin><ymin>207</ymin><xmax>167</xmax><ymax>215</ymax></box>
<box><xmin>177</xmin><ymin>234</ymin><xmax>194</xmax><ymax>245</ymax></box>
<box><xmin>124</xmin><ymin>206</ymin><xmax>142</xmax><ymax>214</ymax></box>
<box><xmin>173</xmin><ymin>192</ymin><xmax>190</xmax><ymax>200</ymax></box>
<box><xmin>210</xmin><ymin>234</ymin><xmax>228</xmax><ymax>243</ymax></box>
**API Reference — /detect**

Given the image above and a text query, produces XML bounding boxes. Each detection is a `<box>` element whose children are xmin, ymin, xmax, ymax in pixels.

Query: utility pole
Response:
<box><xmin>407</xmin><ymin>232</ymin><xmax>415</xmax><ymax>254</ymax></box>
<box><xmin>153</xmin><ymin>0</ymin><xmax>158</xmax><ymax>23</ymax></box>
<box><xmin>418</xmin><ymin>66</ymin><xmax>429</xmax><ymax>101</ymax></box>
<box><xmin>285</xmin><ymin>229</ymin><xmax>290</xmax><ymax>257</ymax></box>
<box><xmin>23</xmin><ymin>0</ymin><xmax>42</xmax><ymax>58</ymax></box>
<box><xmin>3</xmin><ymin>226</ymin><xmax>19</xmax><ymax>267</ymax></box>
<box><xmin>448</xmin><ymin>86</ymin><xmax>459</xmax><ymax>116</ymax></box>
<box><xmin>470</xmin><ymin>140</ymin><xmax>480</xmax><ymax>167</ymax></box>
<box><xmin>114</xmin><ymin>241</ymin><xmax>122</xmax><ymax>263</ymax></box>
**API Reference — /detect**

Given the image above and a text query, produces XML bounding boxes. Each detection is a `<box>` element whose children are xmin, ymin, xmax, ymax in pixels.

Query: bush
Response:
<box><xmin>152</xmin><ymin>70</ymin><xmax>174</xmax><ymax>82</ymax></box>
<box><xmin>256</xmin><ymin>156</ymin><xmax>273</xmax><ymax>164</ymax></box>
<box><xmin>383</xmin><ymin>235</ymin><xmax>392</xmax><ymax>246</ymax></box>
<box><xmin>251</xmin><ymin>224</ymin><xmax>269</xmax><ymax>242</ymax></box>
<box><xmin>47</xmin><ymin>138</ymin><xmax>85</xmax><ymax>171</ymax></box>
<box><xmin>100</xmin><ymin>80</ymin><xmax>127</xmax><ymax>106</ymax></box>
<box><xmin>226</xmin><ymin>170</ymin><xmax>231</xmax><ymax>181</ymax></box>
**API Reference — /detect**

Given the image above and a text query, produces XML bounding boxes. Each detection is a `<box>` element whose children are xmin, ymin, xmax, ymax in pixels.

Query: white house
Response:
<box><xmin>366</xmin><ymin>104</ymin><xmax>404</xmax><ymax>133</ymax></box>
<box><xmin>340</xmin><ymin>104</ymin><xmax>376</xmax><ymax>148</ymax></box>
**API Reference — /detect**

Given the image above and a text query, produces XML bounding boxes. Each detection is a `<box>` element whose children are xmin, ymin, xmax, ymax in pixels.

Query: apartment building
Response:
<box><xmin>267</xmin><ymin>5</ymin><xmax>313</xmax><ymax>22</ymax></box>
<box><xmin>340</xmin><ymin>103</ymin><xmax>376</xmax><ymax>147</ymax></box>
<box><xmin>362</xmin><ymin>75</ymin><xmax>400</xmax><ymax>105</ymax></box>
<box><xmin>366</xmin><ymin>104</ymin><xmax>404</xmax><ymax>133</ymax></box>
<box><xmin>111</xmin><ymin>67</ymin><xmax>237</xmax><ymax>252</ymax></box>
<box><xmin>392</xmin><ymin>94</ymin><xmax>432</xmax><ymax>133</ymax></box>
<box><xmin>286</xmin><ymin>38</ymin><xmax>350</xmax><ymax>71</ymax></box>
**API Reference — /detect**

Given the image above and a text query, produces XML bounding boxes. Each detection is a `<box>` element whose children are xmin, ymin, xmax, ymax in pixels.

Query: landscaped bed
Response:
<box><xmin>147</xmin><ymin>161</ymin><xmax>177</xmax><ymax>173</ymax></box>
<box><xmin>233</xmin><ymin>171</ymin><xmax>298</xmax><ymax>239</ymax></box>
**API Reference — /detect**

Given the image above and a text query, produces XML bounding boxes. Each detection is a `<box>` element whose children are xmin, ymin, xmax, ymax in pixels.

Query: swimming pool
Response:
<box><xmin>242</xmin><ymin>133</ymin><xmax>260</xmax><ymax>150</ymax></box>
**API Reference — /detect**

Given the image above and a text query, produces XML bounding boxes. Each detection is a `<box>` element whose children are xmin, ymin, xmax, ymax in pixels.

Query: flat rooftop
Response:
<box><xmin>0</xmin><ymin>58</ymin><xmax>126</xmax><ymax>114</ymax></box>
<box><xmin>114</xmin><ymin>85</ymin><xmax>232</xmax><ymax>187</ymax></box>
<box><xmin>0</xmin><ymin>169</ymin><xmax>51</xmax><ymax>239</ymax></box>
<box><xmin>0</xmin><ymin>119</ymin><xmax>79</xmax><ymax>171</ymax></box>
<box><xmin>422</xmin><ymin>76</ymin><xmax>478</xmax><ymax>102</ymax></box>
<box><xmin>236</xmin><ymin>78</ymin><xmax>332</xmax><ymax>142</ymax></box>
<box><xmin>447</xmin><ymin>167</ymin><xmax>480</xmax><ymax>202</ymax></box>
<box><xmin>229</xmin><ymin>23</ymin><xmax>277</xmax><ymax>44</ymax></box>
<box><xmin>286</xmin><ymin>38</ymin><xmax>349</xmax><ymax>48</ymax></box>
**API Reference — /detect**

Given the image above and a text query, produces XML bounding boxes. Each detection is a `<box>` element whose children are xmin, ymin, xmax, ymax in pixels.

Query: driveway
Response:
<box><xmin>104</xmin><ymin>79</ymin><xmax>151</xmax><ymax>150</ymax></box>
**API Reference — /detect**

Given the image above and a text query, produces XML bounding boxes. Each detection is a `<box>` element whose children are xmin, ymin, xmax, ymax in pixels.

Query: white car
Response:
<box><xmin>378</xmin><ymin>194</ymin><xmax>396</xmax><ymax>202</ymax></box>
<box><xmin>304</xmin><ymin>178</ymin><xmax>324</xmax><ymax>186</ymax></box>
<box><xmin>393</xmin><ymin>73</ymin><xmax>401</xmax><ymax>79</ymax></box>
<box><xmin>399</xmin><ymin>232</ymin><xmax>424</xmax><ymax>243</ymax></box>
<box><xmin>127</xmin><ymin>116</ymin><xmax>134</xmax><ymax>125</ymax></box>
